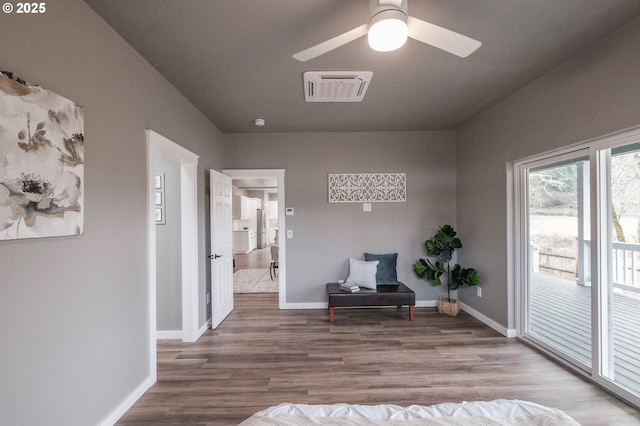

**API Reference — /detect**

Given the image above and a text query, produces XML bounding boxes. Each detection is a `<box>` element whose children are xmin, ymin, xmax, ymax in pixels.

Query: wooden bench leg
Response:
<box><xmin>329</xmin><ymin>307</ymin><xmax>335</xmax><ymax>323</ymax></box>
<box><xmin>409</xmin><ymin>305</ymin><xmax>415</xmax><ymax>321</ymax></box>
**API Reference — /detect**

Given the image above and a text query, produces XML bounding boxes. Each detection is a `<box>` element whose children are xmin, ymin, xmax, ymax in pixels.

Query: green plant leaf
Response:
<box><xmin>422</xmin><ymin>260</ymin><xmax>444</xmax><ymax>286</ymax></box>
<box><xmin>465</xmin><ymin>268</ymin><xmax>481</xmax><ymax>286</ymax></box>
<box><xmin>431</xmin><ymin>274</ymin><xmax>442</xmax><ymax>286</ymax></box>
<box><xmin>437</xmin><ymin>224</ymin><xmax>456</xmax><ymax>241</ymax></box>
<box><xmin>425</xmin><ymin>239</ymin><xmax>442</xmax><ymax>256</ymax></box>
<box><xmin>450</xmin><ymin>264</ymin><xmax>481</xmax><ymax>288</ymax></box>
<box><xmin>413</xmin><ymin>260</ymin><xmax>427</xmax><ymax>278</ymax></box>
<box><xmin>437</xmin><ymin>247</ymin><xmax>453</xmax><ymax>262</ymax></box>
<box><xmin>448</xmin><ymin>264</ymin><xmax>461</xmax><ymax>290</ymax></box>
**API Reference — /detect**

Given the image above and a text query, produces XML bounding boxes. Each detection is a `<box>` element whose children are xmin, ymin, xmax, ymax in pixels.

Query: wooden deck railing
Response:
<box><xmin>613</xmin><ymin>241</ymin><xmax>640</xmax><ymax>294</ymax></box>
<box><xmin>538</xmin><ymin>250</ymin><xmax>578</xmax><ymax>280</ymax></box>
<box><xmin>535</xmin><ymin>242</ymin><xmax>640</xmax><ymax>294</ymax></box>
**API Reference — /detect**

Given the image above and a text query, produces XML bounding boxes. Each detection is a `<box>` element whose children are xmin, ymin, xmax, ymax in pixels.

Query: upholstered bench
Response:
<box><xmin>326</xmin><ymin>282</ymin><xmax>415</xmax><ymax>323</ymax></box>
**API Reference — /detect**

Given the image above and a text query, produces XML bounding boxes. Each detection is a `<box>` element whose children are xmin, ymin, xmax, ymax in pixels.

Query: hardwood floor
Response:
<box><xmin>234</xmin><ymin>246</ymin><xmax>272</xmax><ymax>271</ymax></box>
<box><xmin>118</xmin><ymin>294</ymin><xmax>640</xmax><ymax>425</ymax></box>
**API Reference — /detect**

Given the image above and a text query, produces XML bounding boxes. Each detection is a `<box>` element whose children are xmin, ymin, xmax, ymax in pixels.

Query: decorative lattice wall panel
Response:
<box><xmin>328</xmin><ymin>173</ymin><xmax>406</xmax><ymax>203</ymax></box>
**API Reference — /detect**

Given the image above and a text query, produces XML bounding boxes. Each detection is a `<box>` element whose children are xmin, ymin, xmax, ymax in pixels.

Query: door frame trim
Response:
<box><xmin>147</xmin><ymin>130</ymin><xmax>200</xmax><ymax>348</ymax></box>
<box><xmin>223</xmin><ymin>169</ymin><xmax>286</xmax><ymax>308</ymax></box>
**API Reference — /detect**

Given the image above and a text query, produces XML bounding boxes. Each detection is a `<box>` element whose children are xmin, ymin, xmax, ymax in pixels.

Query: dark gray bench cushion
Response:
<box><xmin>326</xmin><ymin>282</ymin><xmax>415</xmax><ymax>307</ymax></box>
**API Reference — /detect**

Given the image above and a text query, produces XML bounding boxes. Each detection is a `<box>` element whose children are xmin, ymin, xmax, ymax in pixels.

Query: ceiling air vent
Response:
<box><xmin>303</xmin><ymin>71</ymin><xmax>373</xmax><ymax>102</ymax></box>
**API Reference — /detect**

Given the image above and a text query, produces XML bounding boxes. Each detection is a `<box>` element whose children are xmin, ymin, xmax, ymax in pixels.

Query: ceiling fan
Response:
<box><xmin>292</xmin><ymin>0</ymin><xmax>481</xmax><ymax>62</ymax></box>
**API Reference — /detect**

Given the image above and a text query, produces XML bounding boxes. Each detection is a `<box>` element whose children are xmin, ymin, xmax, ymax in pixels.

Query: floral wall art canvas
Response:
<box><xmin>0</xmin><ymin>70</ymin><xmax>84</xmax><ymax>240</ymax></box>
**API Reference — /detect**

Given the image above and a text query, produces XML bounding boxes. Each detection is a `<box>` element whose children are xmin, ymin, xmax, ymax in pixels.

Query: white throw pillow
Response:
<box><xmin>346</xmin><ymin>258</ymin><xmax>379</xmax><ymax>290</ymax></box>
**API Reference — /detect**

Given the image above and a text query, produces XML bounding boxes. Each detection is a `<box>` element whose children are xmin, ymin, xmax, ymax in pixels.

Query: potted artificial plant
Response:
<box><xmin>413</xmin><ymin>224</ymin><xmax>481</xmax><ymax>316</ymax></box>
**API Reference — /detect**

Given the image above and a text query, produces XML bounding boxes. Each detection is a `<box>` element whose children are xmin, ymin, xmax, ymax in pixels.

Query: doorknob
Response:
<box><xmin>208</xmin><ymin>254</ymin><xmax>223</xmax><ymax>259</ymax></box>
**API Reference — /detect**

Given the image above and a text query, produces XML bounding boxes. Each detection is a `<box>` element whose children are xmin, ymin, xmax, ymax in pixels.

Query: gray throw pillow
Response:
<box><xmin>346</xmin><ymin>258</ymin><xmax>379</xmax><ymax>289</ymax></box>
<box><xmin>364</xmin><ymin>253</ymin><xmax>399</xmax><ymax>284</ymax></box>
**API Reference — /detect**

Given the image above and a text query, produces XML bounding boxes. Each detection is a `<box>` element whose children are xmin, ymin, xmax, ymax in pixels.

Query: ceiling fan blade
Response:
<box><xmin>292</xmin><ymin>24</ymin><xmax>368</xmax><ymax>62</ymax></box>
<box><xmin>407</xmin><ymin>16</ymin><xmax>481</xmax><ymax>58</ymax></box>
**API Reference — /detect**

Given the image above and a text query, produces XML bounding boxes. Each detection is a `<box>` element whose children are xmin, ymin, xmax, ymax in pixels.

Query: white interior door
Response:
<box><xmin>210</xmin><ymin>170</ymin><xmax>233</xmax><ymax>329</ymax></box>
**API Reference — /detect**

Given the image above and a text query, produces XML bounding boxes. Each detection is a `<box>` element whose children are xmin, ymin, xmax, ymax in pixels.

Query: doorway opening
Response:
<box><xmin>147</xmin><ymin>130</ymin><xmax>200</xmax><ymax>353</ymax></box>
<box><xmin>223</xmin><ymin>169</ymin><xmax>286</xmax><ymax>308</ymax></box>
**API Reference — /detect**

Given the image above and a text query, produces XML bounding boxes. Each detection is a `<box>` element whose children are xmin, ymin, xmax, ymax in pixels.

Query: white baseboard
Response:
<box><xmin>157</xmin><ymin>325</ymin><xmax>208</xmax><ymax>341</ymax></box>
<box><xmin>460</xmin><ymin>302</ymin><xmax>517</xmax><ymax>337</ymax></box>
<box><xmin>416</xmin><ymin>300</ymin><xmax>438</xmax><ymax>308</ymax></box>
<box><xmin>98</xmin><ymin>375</ymin><xmax>155</xmax><ymax>426</ymax></box>
<box><xmin>156</xmin><ymin>330</ymin><xmax>182</xmax><ymax>340</ymax></box>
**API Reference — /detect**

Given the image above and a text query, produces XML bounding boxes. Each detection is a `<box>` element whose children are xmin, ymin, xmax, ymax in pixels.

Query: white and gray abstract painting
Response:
<box><xmin>0</xmin><ymin>70</ymin><xmax>84</xmax><ymax>240</ymax></box>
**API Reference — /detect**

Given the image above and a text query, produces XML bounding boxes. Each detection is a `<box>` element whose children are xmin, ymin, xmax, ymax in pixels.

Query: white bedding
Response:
<box><xmin>239</xmin><ymin>399</ymin><xmax>581</xmax><ymax>425</ymax></box>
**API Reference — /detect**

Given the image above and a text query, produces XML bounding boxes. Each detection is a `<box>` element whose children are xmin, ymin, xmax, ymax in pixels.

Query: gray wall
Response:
<box><xmin>0</xmin><ymin>0</ymin><xmax>224</xmax><ymax>424</ymax></box>
<box><xmin>456</xmin><ymin>16</ymin><xmax>640</xmax><ymax>328</ymax></box>
<box><xmin>225</xmin><ymin>131</ymin><xmax>457</xmax><ymax>303</ymax></box>
<box><xmin>156</xmin><ymin>156</ymin><xmax>182</xmax><ymax>332</ymax></box>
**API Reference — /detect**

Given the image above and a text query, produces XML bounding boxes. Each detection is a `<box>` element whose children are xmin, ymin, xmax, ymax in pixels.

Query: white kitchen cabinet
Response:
<box><xmin>233</xmin><ymin>230</ymin><xmax>249</xmax><ymax>253</ymax></box>
<box><xmin>248</xmin><ymin>230</ymin><xmax>257</xmax><ymax>251</ymax></box>
<box><xmin>233</xmin><ymin>229</ymin><xmax>258</xmax><ymax>253</ymax></box>
<box><xmin>233</xmin><ymin>195</ymin><xmax>250</xmax><ymax>220</ymax></box>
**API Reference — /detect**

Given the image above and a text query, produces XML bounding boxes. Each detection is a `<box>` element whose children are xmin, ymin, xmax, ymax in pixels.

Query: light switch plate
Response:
<box><xmin>287</xmin><ymin>230</ymin><xmax>293</xmax><ymax>238</ymax></box>
<box><xmin>285</xmin><ymin>207</ymin><xmax>294</xmax><ymax>216</ymax></box>
<box><xmin>363</xmin><ymin>203</ymin><xmax>372</xmax><ymax>212</ymax></box>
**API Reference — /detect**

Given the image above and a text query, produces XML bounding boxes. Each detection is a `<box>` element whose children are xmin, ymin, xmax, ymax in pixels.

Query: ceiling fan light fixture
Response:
<box><xmin>368</xmin><ymin>9</ymin><xmax>408</xmax><ymax>52</ymax></box>
<box><xmin>292</xmin><ymin>0</ymin><xmax>481</xmax><ymax>62</ymax></box>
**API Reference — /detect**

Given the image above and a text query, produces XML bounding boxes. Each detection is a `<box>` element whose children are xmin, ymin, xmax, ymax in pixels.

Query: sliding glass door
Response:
<box><xmin>599</xmin><ymin>142</ymin><xmax>640</xmax><ymax>395</ymax></box>
<box><xmin>517</xmin><ymin>130</ymin><xmax>640</xmax><ymax>406</ymax></box>
<box><xmin>523</xmin><ymin>152</ymin><xmax>591</xmax><ymax>368</ymax></box>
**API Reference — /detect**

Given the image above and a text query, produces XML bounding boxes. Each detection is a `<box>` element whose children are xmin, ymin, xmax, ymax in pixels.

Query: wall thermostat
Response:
<box><xmin>285</xmin><ymin>207</ymin><xmax>294</xmax><ymax>216</ymax></box>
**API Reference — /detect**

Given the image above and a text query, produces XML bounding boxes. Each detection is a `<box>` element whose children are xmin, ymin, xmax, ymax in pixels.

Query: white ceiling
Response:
<box><xmin>84</xmin><ymin>0</ymin><xmax>640</xmax><ymax>133</ymax></box>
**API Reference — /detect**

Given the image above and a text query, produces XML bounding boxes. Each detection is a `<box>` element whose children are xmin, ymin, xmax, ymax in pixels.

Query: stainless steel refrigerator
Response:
<box><xmin>256</xmin><ymin>209</ymin><xmax>266</xmax><ymax>249</ymax></box>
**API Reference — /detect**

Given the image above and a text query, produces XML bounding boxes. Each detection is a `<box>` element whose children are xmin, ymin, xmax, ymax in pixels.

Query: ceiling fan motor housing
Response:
<box><xmin>369</xmin><ymin>0</ymin><xmax>408</xmax><ymax>21</ymax></box>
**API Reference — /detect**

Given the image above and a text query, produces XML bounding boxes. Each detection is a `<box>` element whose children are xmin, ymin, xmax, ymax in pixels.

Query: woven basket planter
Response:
<box><xmin>437</xmin><ymin>298</ymin><xmax>460</xmax><ymax>316</ymax></box>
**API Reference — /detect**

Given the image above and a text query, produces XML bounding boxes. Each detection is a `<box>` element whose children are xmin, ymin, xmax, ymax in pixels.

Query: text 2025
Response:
<box><xmin>16</xmin><ymin>2</ymin><xmax>46</xmax><ymax>13</ymax></box>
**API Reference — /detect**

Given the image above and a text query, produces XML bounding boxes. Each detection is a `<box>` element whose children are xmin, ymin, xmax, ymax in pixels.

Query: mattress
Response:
<box><xmin>238</xmin><ymin>399</ymin><xmax>581</xmax><ymax>425</ymax></box>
